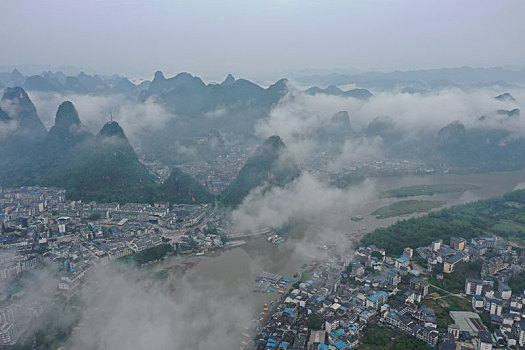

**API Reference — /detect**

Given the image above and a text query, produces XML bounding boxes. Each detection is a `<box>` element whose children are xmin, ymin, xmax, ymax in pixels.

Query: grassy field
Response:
<box><xmin>422</xmin><ymin>295</ymin><xmax>471</xmax><ymax>328</ymax></box>
<box><xmin>380</xmin><ymin>184</ymin><xmax>480</xmax><ymax>198</ymax></box>
<box><xmin>426</xmin><ymin>262</ymin><xmax>482</xmax><ymax>294</ymax></box>
<box><xmin>372</xmin><ymin>200</ymin><xmax>445</xmax><ymax>219</ymax></box>
<box><xmin>358</xmin><ymin>324</ymin><xmax>431</xmax><ymax>350</ymax></box>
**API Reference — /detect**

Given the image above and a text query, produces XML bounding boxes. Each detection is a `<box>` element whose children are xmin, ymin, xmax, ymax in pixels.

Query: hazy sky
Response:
<box><xmin>1</xmin><ymin>0</ymin><xmax>524</xmax><ymax>79</ymax></box>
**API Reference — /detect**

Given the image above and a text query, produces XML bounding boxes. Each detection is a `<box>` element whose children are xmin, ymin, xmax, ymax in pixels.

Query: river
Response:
<box><xmin>156</xmin><ymin>170</ymin><xmax>525</xmax><ymax>348</ymax></box>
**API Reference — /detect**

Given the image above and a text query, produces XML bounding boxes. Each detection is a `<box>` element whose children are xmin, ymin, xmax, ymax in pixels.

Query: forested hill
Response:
<box><xmin>0</xmin><ymin>88</ymin><xmax>214</xmax><ymax>205</ymax></box>
<box><xmin>220</xmin><ymin>135</ymin><xmax>299</xmax><ymax>207</ymax></box>
<box><xmin>157</xmin><ymin>168</ymin><xmax>215</xmax><ymax>204</ymax></box>
<box><xmin>360</xmin><ymin>190</ymin><xmax>525</xmax><ymax>255</ymax></box>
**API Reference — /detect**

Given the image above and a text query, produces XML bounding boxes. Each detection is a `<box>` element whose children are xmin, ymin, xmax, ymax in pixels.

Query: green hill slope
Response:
<box><xmin>220</xmin><ymin>135</ymin><xmax>299</xmax><ymax>207</ymax></box>
<box><xmin>157</xmin><ymin>168</ymin><xmax>214</xmax><ymax>204</ymax></box>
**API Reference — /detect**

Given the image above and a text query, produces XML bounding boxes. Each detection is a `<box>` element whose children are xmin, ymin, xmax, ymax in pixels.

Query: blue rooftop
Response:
<box><xmin>329</xmin><ymin>329</ymin><xmax>346</xmax><ymax>338</ymax></box>
<box><xmin>334</xmin><ymin>340</ymin><xmax>347</xmax><ymax>349</ymax></box>
<box><xmin>368</xmin><ymin>291</ymin><xmax>388</xmax><ymax>302</ymax></box>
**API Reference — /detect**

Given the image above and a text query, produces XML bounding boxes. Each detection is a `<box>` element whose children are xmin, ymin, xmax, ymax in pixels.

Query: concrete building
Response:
<box><xmin>394</xmin><ymin>256</ymin><xmax>410</xmax><ymax>268</ymax></box>
<box><xmin>366</xmin><ymin>291</ymin><xmax>388</xmax><ymax>309</ymax></box>
<box><xmin>472</xmin><ymin>295</ymin><xmax>484</xmax><ymax>310</ymax></box>
<box><xmin>465</xmin><ymin>278</ymin><xmax>483</xmax><ymax>295</ymax></box>
<box><xmin>498</xmin><ymin>283</ymin><xmax>512</xmax><ymax>300</ymax></box>
<box><xmin>448</xmin><ymin>324</ymin><xmax>460</xmax><ymax>339</ymax></box>
<box><xmin>409</xmin><ymin>277</ymin><xmax>429</xmax><ymax>296</ymax></box>
<box><xmin>444</xmin><ymin>254</ymin><xmax>464</xmax><ymax>273</ymax></box>
<box><xmin>450</xmin><ymin>237</ymin><xmax>466</xmax><ymax>251</ymax></box>
<box><xmin>516</xmin><ymin>321</ymin><xmax>525</xmax><ymax>347</ymax></box>
<box><xmin>403</xmin><ymin>247</ymin><xmax>413</xmax><ymax>259</ymax></box>
<box><xmin>477</xmin><ymin>331</ymin><xmax>493</xmax><ymax>350</ymax></box>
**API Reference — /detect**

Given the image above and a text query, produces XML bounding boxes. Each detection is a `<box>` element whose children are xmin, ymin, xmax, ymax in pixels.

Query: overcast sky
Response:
<box><xmin>1</xmin><ymin>0</ymin><xmax>524</xmax><ymax>80</ymax></box>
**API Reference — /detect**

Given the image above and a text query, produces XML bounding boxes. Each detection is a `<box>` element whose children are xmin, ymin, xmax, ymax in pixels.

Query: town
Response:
<box><xmin>3</xmin><ymin>186</ymin><xmax>525</xmax><ymax>350</ymax></box>
<box><xmin>0</xmin><ymin>186</ymin><xmax>242</xmax><ymax>346</ymax></box>
<box><xmin>253</xmin><ymin>235</ymin><xmax>525</xmax><ymax>350</ymax></box>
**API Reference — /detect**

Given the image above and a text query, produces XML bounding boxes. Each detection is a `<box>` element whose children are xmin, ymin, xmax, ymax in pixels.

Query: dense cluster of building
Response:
<box><xmin>305</xmin><ymin>151</ymin><xmax>435</xmax><ymax>180</ymax></box>
<box><xmin>255</xmin><ymin>256</ymin><xmax>364</xmax><ymax>350</ymax></box>
<box><xmin>255</xmin><ymin>235</ymin><xmax>525</xmax><ymax>350</ymax></box>
<box><xmin>0</xmin><ymin>186</ymin><xmax>228</xmax><ymax>345</ymax></box>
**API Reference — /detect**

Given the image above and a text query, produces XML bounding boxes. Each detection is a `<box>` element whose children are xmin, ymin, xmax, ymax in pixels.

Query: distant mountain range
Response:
<box><xmin>2</xmin><ymin>68</ymin><xmax>525</xmax><ymax>202</ymax></box>
<box><xmin>304</xmin><ymin>86</ymin><xmax>373</xmax><ymax>100</ymax></box>
<box><xmin>0</xmin><ymin>69</ymin><xmax>123</xmax><ymax>95</ymax></box>
<box><xmin>292</xmin><ymin>66</ymin><xmax>525</xmax><ymax>90</ymax></box>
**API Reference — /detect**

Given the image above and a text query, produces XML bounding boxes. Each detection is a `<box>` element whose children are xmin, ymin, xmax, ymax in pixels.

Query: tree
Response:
<box><xmin>88</xmin><ymin>213</ymin><xmax>101</xmax><ymax>221</ymax></box>
<box><xmin>371</xmin><ymin>251</ymin><xmax>383</xmax><ymax>260</ymax></box>
<box><xmin>306</xmin><ymin>313</ymin><xmax>323</xmax><ymax>330</ymax></box>
<box><xmin>509</xmin><ymin>271</ymin><xmax>525</xmax><ymax>294</ymax></box>
<box><xmin>219</xmin><ymin>233</ymin><xmax>228</xmax><ymax>244</ymax></box>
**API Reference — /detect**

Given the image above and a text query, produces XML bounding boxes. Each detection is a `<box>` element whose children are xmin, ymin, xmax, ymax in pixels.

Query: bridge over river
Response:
<box><xmin>226</xmin><ymin>226</ymin><xmax>275</xmax><ymax>239</ymax></box>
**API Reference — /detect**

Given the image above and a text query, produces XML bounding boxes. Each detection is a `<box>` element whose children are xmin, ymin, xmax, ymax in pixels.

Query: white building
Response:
<box><xmin>465</xmin><ymin>278</ymin><xmax>483</xmax><ymax>295</ymax></box>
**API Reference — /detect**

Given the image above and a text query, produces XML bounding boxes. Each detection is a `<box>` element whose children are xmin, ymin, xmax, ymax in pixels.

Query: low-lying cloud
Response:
<box><xmin>255</xmin><ymin>85</ymin><xmax>525</xmax><ymax>172</ymax></box>
<box><xmin>68</xmin><ymin>263</ymin><xmax>254</xmax><ymax>350</ymax></box>
<box><xmin>27</xmin><ymin>92</ymin><xmax>175</xmax><ymax>142</ymax></box>
<box><xmin>0</xmin><ymin>119</ymin><xmax>18</xmax><ymax>139</ymax></box>
<box><xmin>259</xmin><ymin>86</ymin><xmax>524</xmax><ymax>138</ymax></box>
<box><xmin>230</xmin><ymin>172</ymin><xmax>377</xmax><ymax>250</ymax></box>
<box><xmin>327</xmin><ymin>137</ymin><xmax>384</xmax><ymax>172</ymax></box>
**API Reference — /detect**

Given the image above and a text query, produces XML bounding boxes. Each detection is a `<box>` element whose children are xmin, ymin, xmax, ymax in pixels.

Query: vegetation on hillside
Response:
<box><xmin>509</xmin><ymin>270</ymin><xmax>525</xmax><ymax>293</ymax></box>
<box><xmin>220</xmin><ymin>136</ymin><xmax>299</xmax><ymax>207</ymax></box>
<box><xmin>0</xmin><ymin>114</ymin><xmax>214</xmax><ymax>205</ymax></box>
<box><xmin>157</xmin><ymin>168</ymin><xmax>215</xmax><ymax>204</ymax></box>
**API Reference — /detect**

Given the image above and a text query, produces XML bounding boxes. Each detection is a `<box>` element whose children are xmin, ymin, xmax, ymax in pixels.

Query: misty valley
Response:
<box><xmin>2</xmin><ymin>1</ymin><xmax>525</xmax><ymax>348</ymax></box>
<box><xmin>2</xmin><ymin>67</ymin><xmax>525</xmax><ymax>350</ymax></box>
